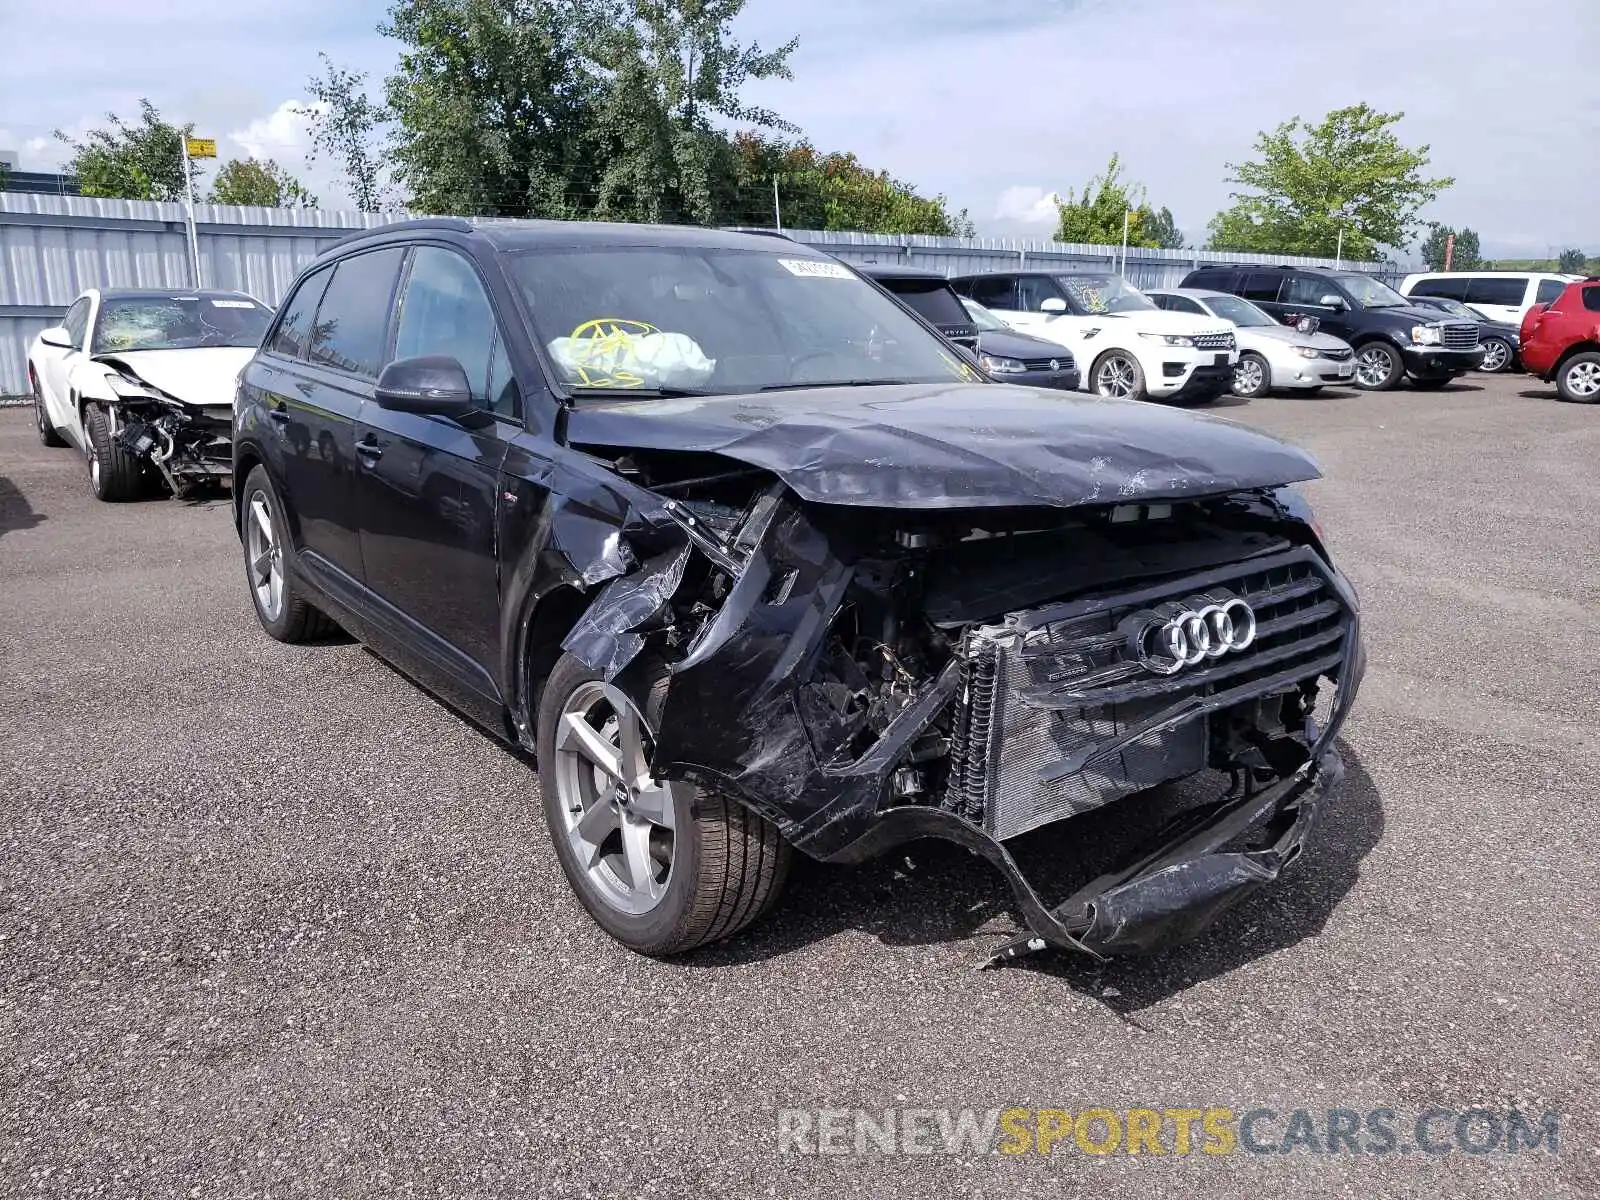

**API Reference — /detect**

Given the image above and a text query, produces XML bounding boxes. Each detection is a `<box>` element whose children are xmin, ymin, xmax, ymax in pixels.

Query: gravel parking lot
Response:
<box><xmin>3</xmin><ymin>375</ymin><xmax>1598</xmax><ymax>1199</ymax></box>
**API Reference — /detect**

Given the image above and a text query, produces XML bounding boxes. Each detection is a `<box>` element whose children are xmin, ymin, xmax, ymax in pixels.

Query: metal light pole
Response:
<box><xmin>773</xmin><ymin>176</ymin><xmax>782</xmax><ymax>232</ymax></box>
<box><xmin>1334</xmin><ymin>224</ymin><xmax>1343</xmax><ymax>270</ymax></box>
<box><xmin>1119</xmin><ymin>209</ymin><xmax>1131</xmax><ymax>277</ymax></box>
<box><xmin>180</xmin><ymin>136</ymin><xmax>201</xmax><ymax>289</ymax></box>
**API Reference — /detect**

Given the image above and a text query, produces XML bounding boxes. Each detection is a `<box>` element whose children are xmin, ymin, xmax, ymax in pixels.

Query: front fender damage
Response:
<box><xmin>555</xmin><ymin>477</ymin><xmax>1365</xmax><ymax>965</ymax></box>
<box><xmin>88</xmin><ymin>355</ymin><xmax>232</xmax><ymax>495</ymax></box>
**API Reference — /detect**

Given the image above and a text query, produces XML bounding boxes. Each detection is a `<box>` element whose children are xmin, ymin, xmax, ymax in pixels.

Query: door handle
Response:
<box><xmin>267</xmin><ymin>408</ymin><xmax>289</xmax><ymax>424</ymax></box>
<box><xmin>355</xmin><ymin>435</ymin><xmax>384</xmax><ymax>462</ymax></box>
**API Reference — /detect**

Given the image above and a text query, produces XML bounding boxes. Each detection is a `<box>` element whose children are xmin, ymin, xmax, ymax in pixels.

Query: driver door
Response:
<box><xmin>1279</xmin><ymin>274</ymin><xmax>1355</xmax><ymax>340</ymax></box>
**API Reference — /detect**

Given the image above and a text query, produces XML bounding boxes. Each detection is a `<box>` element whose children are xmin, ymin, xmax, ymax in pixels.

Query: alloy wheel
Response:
<box><xmin>1480</xmin><ymin>340</ymin><xmax>1511</xmax><ymax>373</ymax></box>
<box><xmin>1095</xmin><ymin>353</ymin><xmax>1138</xmax><ymax>398</ymax></box>
<box><xmin>552</xmin><ymin>680</ymin><xmax>677</xmax><ymax>916</ymax></box>
<box><xmin>1565</xmin><ymin>359</ymin><xmax>1600</xmax><ymax>399</ymax></box>
<box><xmin>1233</xmin><ymin>357</ymin><xmax>1266</xmax><ymax>396</ymax></box>
<box><xmin>1355</xmin><ymin>347</ymin><xmax>1394</xmax><ymax>388</ymax></box>
<box><xmin>246</xmin><ymin>491</ymin><xmax>285</xmax><ymax>621</ymax></box>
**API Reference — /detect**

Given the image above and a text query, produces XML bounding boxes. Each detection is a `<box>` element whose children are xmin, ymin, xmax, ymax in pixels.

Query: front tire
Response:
<box><xmin>1555</xmin><ymin>352</ymin><xmax>1600</xmax><ymax>403</ymax></box>
<box><xmin>240</xmin><ymin>465</ymin><xmax>338</xmax><ymax>643</ymax></box>
<box><xmin>1231</xmin><ymin>352</ymin><xmax>1270</xmax><ymax>399</ymax></box>
<box><xmin>84</xmin><ymin>402</ymin><xmax>151</xmax><ymax>501</ymax></box>
<box><xmin>1353</xmin><ymin>342</ymin><xmax>1404</xmax><ymax>391</ymax></box>
<box><xmin>1091</xmin><ymin>350</ymin><xmax>1146</xmax><ymax>401</ymax></box>
<box><xmin>1478</xmin><ymin>336</ymin><xmax>1514</xmax><ymax>374</ymax></box>
<box><xmin>32</xmin><ymin>370</ymin><xmax>68</xmax><ymax>447</ymax></box>
<box><xmin>537</xmin><ymin>652</ymin><xmax>791</xmax><ymax>956</ymax></box>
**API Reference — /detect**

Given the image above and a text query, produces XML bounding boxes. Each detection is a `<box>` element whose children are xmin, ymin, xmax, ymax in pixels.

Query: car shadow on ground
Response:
<box><xmin>1517</xmin><ymin>387</ymin><xmax>1559</xmax><ymax>401</ymax></box>
<box><xmin>690</xmin><ymin>743</ymin><xmax>1382</xmax><ymax>1010</ymax></box>
<box><xmin>0</xmin><ymin>473</ymin><xmax>45</xmax><ymax>541</ymax></box>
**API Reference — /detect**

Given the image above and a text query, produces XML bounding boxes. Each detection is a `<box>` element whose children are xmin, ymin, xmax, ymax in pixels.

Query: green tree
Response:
<box><xmin>1205</xmin><ymin>104</ymin><xmax>1452</xmax><ymax>260</ymax></box>
<box><xmin>299</xmin><ymin>54</ymin><xmax>389</xmax><ymax>211</ymax></box>
<box><xmin>209</xmin><ymin>157</ymin><xmax>319</xmax><ymax>208</ymax></box>
<box><xmin>1141</xmin><ymin>205</ymin><xmax>1184</xmax><ymax>250</ymax></box>
<box><xmin>1419</xmin><ymin>223</ymin><xmax>1481</xmax><ymax>270</ymax></box>
<box><xmin>55</xmin><ymin>100</ymin><xmax>197</xmax><ymax>201</ymax></box>
<box><xmin>1053</xmin><ymin>155</ymin><xmax>1163</xmax><ymax>248</ymax></box>
<box><xmin>1558</xmin><ymin>247</ymin><xmax>1587</xmax><ymax>273</ymax></box>
<box><xmin>583</xmin><ymin>0</ymin><xmax>798</xmax><ymax>225</ymax></box>
<box><xmin>379</xmin><ymin>0</ymin><xmax>601</xmax><ymax>217</ymax></box>
<box><xmin>732</xmin><ymin>134</ymin><xmax>972</xmax><ymax>235</ymax></box>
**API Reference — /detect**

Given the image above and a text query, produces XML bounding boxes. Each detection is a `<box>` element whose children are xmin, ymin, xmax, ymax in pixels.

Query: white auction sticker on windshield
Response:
<box><xmin>209</xmin><ymin>299</ymin><xmax>255</xmax><ymax>308</ymax></box>
<box><xmin>779</xmin><ymin>258</ymin><xmax>853</xmax><ymax>280</ymax></box>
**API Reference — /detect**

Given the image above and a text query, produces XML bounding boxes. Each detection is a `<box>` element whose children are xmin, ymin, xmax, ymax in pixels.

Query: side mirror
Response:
<box><xmin>39</xmin><ymin>326</ymin><xmax>72</xmax><ymax>349</ymax></box>
<box><xmin>1040</xmin><ymin>297</ymin><xmax>1068</xmax><ymax>314</ymax></box>
<box><xmin>374</xmin><ymin>355</ymin><xmax>475</xmax><ymax>417</ymax></box>
<box><xmin>1318</xmin><ymin>294</ymin><xmax>1347</xmax><ymax>310</ymax></box>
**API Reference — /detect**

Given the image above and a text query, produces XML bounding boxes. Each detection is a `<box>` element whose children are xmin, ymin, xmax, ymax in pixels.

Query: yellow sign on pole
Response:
<box><xmin>185</xmin><ymin>137</ymin><xmax>217</xmax><ymax>159</ymax></box>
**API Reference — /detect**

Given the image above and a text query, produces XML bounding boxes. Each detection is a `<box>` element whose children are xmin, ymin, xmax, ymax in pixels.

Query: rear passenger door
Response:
<box><xmin>966</xmin><ymin>275</ymin><xmax>1020</xmax><ymax>314</ymax></box>
<box><xmin>1240</xmin><ymin>271</ymin><xmax>1288</xmax><ymax>321</ymax></box>
<box><xmin>1464</xmin><ymin>277</ymin><xmax>1531</xmax><ymax>325</ymax></box>
<box><xmin>276</xmin><ymin>248</ymin><xmax>407</xmax><ymax>590</ymax></box>
<box><xmin>352</xmin><ymin>245</ymin><xmax>518</xmax><ymax>715</ymax></box>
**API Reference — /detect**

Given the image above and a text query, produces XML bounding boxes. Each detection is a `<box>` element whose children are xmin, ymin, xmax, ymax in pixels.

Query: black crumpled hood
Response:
<box><xmin>566</xmin><ymin>383</ymin><xmax>1320</xmax><ymax>509</ymax></box>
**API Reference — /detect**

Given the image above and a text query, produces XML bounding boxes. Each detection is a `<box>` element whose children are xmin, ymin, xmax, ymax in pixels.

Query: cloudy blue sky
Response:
<box><xmin>3</xmin><ymin>0</ymin><xmax>1595</xmax><ymax>258</ymax></box>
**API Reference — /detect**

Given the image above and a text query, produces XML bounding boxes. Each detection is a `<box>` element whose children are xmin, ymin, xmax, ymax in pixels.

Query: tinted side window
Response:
<box><xmin>268</xmin><ymin>266</ymin><xmax>333</xmax><ymax>360</ymax></box>
<box><xmin>967</xmin><ymin>275</ymin><xmax>1018</xmax><ymax>310</ymax></box>
<box><xmin>1464</xmin><ymin>277</ymin><xmax>1528</xmax><ymax>307</ymax></box>
<box><xmin>1242</xmin><ymin>272</ymin><xmax>1284</xmax><ymax>302</ymax></box>
<box><xmin>309</xmin><ymin>248</ymin><xmax>405</xmax><ymax>378</ymax></box>
<box><xmin>1583</xmin><ymin>287</ymin><xmax>1600</xmax><ymax>313</ymax></box>
<box><xmin>1017</xmin><ymin>275</ymin><xmax>1062</xmax><ymax>311</ymax></box>
<box><xmin>62</xmin><ymin>298</ymin><xmax>90</xmax><ymax>349</ymax></box>
<box><xmin>1164</xmin><ymin>295</ymin><xmax>1206</xmax><ymax>315</ymax></box>
<box><xmin>1184</xmin><ymin>269</ymin><xmax>1236</xmax><ymax>293</ymax></box>
<box><xmin>1282</xmin><ymin>275</ymin><xmax>1338</xmax><ymax>306</ymax></box>
<box><xmin>1410</xmin><ymin>276</ymin><xmax>1469</xmax><ymax>300</ymax></box>
<box><xmin>1536</xmin><ymin>279</ymin><xmax>1566</xmax><ymax>305</ymax></box>
<box><xmin>392</xmin><ymin>247</ymin><xmax>499</xmax><ymax>407</ymax></box>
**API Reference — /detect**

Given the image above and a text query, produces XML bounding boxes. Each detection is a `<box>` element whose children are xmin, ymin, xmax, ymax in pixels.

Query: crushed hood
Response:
<box><xmin>566</xmin><ymin>382</ymin><xmax>1321</xmax><ymax>509</ymax></box>
<box><xmin>94</xmin><ymin>347</ymin><xmax>254</xmax><ymax>407</ymax></box>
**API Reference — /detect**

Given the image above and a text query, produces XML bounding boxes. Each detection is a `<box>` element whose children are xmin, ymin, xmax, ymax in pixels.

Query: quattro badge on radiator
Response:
<box><xmin>1120</xmin><ymin>593</ymin><xmax>1257</xmax><ymax>675</ymax></box>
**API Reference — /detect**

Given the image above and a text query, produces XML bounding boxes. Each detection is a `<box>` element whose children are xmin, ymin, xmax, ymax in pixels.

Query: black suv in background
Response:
<box><xmin>1181</xmin><ymin>264</ymin><xmax>1485</xmax><ymax>390</ymax></box>
<box><xmin>854</xmin><ymin>264</ymin><xmax>980</xmax><ymax>351</ymax></box>
<box><xmin>233</xmin><ymin>217</ymin><xmax>1361</xmax><ymax>966</ymax></box>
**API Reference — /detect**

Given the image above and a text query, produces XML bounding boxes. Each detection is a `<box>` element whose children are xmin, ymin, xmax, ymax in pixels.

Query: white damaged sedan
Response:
<box><xmin>1148</xmin><ymin>288</ymin><xmax>1356</xmax><ymax>399</ymax></box>
<box><xmin>28</xmin><ymin>288</ymin><xmax>273</xmax><ymax>501</ymax></box>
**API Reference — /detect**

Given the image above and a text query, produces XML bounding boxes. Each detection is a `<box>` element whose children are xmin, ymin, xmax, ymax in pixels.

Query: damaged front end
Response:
<box><xmin>557</xmin><ymin>457</ymin><xmax>1364</xmax><ymax>964</ymax></box>
<box><xmin>93</xmin><ymin>356</ymin><xmax>234</xmax><ymax>496</ymax></box>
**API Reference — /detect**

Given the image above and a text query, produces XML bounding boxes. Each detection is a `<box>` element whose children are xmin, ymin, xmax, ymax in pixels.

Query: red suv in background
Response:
<box><xmin>1520</xmin><ymin>278</ymin><xmax>1600</xmax><ymax>402</ymax></box>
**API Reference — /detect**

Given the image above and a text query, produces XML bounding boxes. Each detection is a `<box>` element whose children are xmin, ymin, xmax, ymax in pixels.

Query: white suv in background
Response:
<box><xmin>1400</xmin><ymin>271</ymin><xmax>1577</xmax><ymax>328</ymax></box>
<box><xmin>950</xmin><ymin>271</ymin><xmax>1238</xmax><ymax>403</ymax></box>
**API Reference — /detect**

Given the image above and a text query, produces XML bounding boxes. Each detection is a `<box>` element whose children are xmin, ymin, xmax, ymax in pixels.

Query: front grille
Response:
<box><xmin>1442</xmin><ymin>323</ymin><xmax>1480</xmax><ymax>350</ymax></box>
<box><xmin>1021</xmin><ymin>354</ymin><xmax>1075</xmax><ymax>372</ymax></box>
<box><xmin>945</xmin><ymin>547</ymin><xmax>1351</xmax><ymax>841</ymax></box>
<box><xmin>1322</xmin><ymin>346</ymin><xmax>1353</xmax><ymax>362</ymax></box>
<box><xmin>1194</xmin><ymin>331</ymin><xmax>1236</xmax><ymax>351</ymax></box>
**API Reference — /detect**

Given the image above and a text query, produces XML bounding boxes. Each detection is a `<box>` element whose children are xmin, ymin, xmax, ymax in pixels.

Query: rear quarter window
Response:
<box><xmin>1536</xmin><ymin>279</ymin><xmax>1567</xmax><ymax>306</ymax></box>
<box><xmin>1410</xmin><ymin>276</ymin><xmax>1468</xmax><ymax>301</ymax></box>
<box><xmin>1465</xmin><ymin>277</ymin><xmax>1529</xmax><ymax>307</ymax></box>
<box><xmin>1186</xmin><ymin>269</ymin><xmax>1237</xmax><ymax>293</ymax></box>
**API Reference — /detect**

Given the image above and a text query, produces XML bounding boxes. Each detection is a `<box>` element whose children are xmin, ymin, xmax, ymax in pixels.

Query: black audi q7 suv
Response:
<box><xmin>235</xmin><ymin>219</ymin><xmax>1364</xmax><ymax>965</ymax></box>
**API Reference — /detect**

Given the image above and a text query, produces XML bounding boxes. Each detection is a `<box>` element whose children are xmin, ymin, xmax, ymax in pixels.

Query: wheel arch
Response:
<box><xmin>511</xmin><ymin>582</ymin><xmax>595</xmax><ymax>751</ymax></box>
<box><xmin>1552</xmin><ymin>340</ymin><xmax>1600</xmax><ymax>378</ymax></box>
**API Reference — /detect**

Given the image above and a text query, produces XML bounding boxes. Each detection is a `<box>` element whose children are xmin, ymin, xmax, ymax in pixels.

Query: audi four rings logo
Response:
<box><xmin>1121</xmin><ymin>593</ymin><xmax>1258</xmax><ymax>675</ymax></box>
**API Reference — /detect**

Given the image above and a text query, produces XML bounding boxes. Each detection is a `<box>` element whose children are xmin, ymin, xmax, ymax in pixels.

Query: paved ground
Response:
<box><xmin>3</xmin><ymin>375</ymin><xmax>1598</xmax><ymax>1199</ymax></box>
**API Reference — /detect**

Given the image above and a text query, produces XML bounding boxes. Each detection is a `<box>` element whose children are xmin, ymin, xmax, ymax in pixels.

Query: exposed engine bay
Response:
<box><xmin>551</xmin><ymin>447</ymin><xmax>1364</xmax><ymax>964</ymax></box>
<box><xmin>95</xmin><ymin>354</ymin><xmax>234</xmax><ymax>496</ymax></box>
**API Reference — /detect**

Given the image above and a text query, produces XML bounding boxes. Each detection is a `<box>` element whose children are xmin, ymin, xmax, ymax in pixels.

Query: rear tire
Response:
<box><xmin>1353</xmin><ymin>342</ymin><xmax>1404</xmax><ymax>391</ymax></box>
<box><xmin>32</xmin><ymin>370</ymin><xmax>68</xmax><ymax>447</ymax></box>
<box><xmin>1478</xmin><ymin>336</ymin><xmax>1514</xmax><ymax>374</ymax></box>
<box><xmin>240</xmin><ymin>465</ymin><xmax>339</xmax><ymax>643</ymax></box>
<box><xmin>1231</xmin><ymin>351</ymin><xmax>1270</xmax><ymax>399</ymax></box>
<box><xmin>537</xmin><ymin>652</ymin><xmax>791</xmax><ymax>956</ymax></box>
<box><xmin>84</xmin><ymin>402</ymin><xmax>152</xmax><ymax>501</ymax></box>
<box><xmin>1555</xmin><ymin>351</ymin><xmax>1600</xmax><ymax>403</ymax></box>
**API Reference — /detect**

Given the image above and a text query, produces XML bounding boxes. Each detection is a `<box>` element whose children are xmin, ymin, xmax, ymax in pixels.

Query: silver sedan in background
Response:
<box><xmin>1148</xmin><ymin>288</ymin><xmax>1356</xmax><ymax>398</ymax></box>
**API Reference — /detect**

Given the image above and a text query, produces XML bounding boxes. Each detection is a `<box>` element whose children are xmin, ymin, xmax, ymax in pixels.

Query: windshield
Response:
<box><xmin>510</xmin><ymin>248</ymin><xmax>982</xmax><ymax>395</ymax></box>
<box><xmin>1203</xmin><ymin>295</ymin><xmax>1277</xmax><ymax>328</ymax></box>
<box><xmin>91</xmin><ymin>295</ymin><xmax>272</xmax><ymax>354</ymax></box>
<box><xmin>1053</xmin><ymin>274</ymin><xmax>1157</xmax><ymax>315</ymax></box>
<box><xmin>1333</xmin><ymin>274</ymin><xmax>1411</xmax><ymax>309</ymax></box>
<box><xmin>960</xmin><ymin>298</ymin><xmax>1010</xmax><ymax>332</ymax></box>
<box><xmin>1429</xmin><ymin>298</ymin><xmax>1480</xmax><ymax>320</ymax></box>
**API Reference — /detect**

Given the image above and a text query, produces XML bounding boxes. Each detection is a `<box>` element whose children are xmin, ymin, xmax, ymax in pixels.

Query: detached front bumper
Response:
<box><xmin>1401</xmin><ymin>345</ymin><xmax>1486</xmax><ymax>376</ymax></box>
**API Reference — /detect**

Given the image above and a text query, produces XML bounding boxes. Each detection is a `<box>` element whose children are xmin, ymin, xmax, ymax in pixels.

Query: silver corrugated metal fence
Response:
<box><xmin>0</xmin><ymin>193</ymin><xmax>1397</xmax><ymax>400</ymax></box>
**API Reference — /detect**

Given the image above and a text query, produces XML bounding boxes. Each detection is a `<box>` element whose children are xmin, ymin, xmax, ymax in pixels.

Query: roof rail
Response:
<box><xmin>719</xmin><ymin>226</ymin><xmax>793</xmax><ymax>240</ymax></box>
<box><xmin>322</xmin><ymin>216</ymin><xmax>475</xmax><ymax>253</ymax></box>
